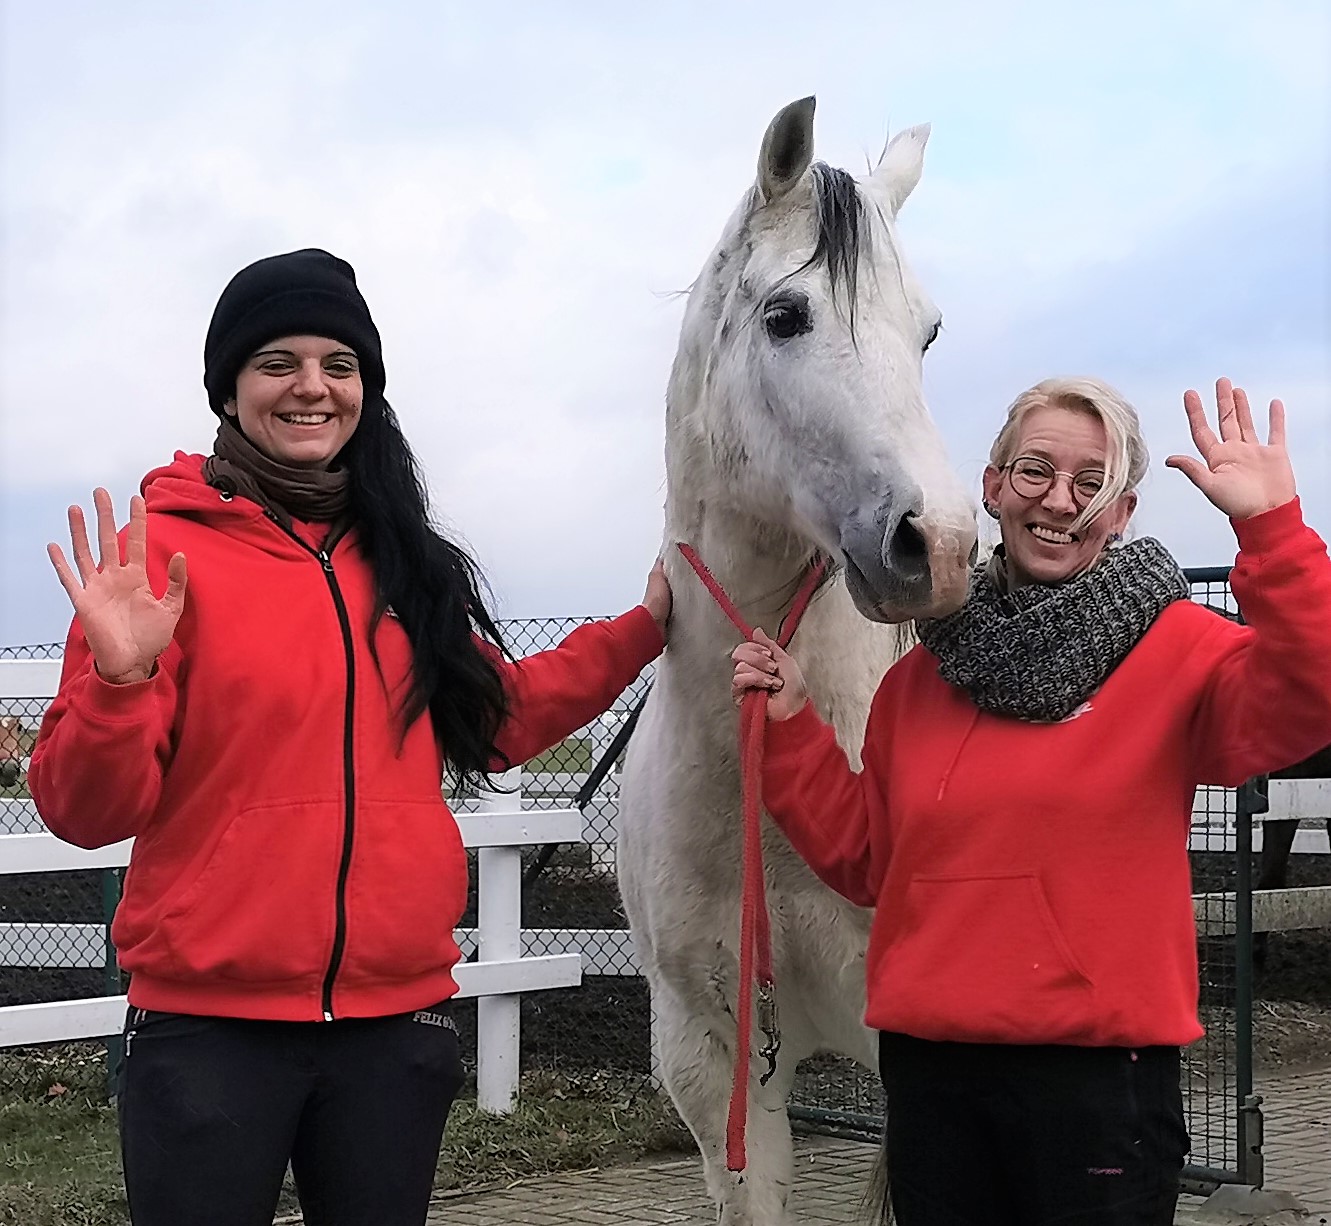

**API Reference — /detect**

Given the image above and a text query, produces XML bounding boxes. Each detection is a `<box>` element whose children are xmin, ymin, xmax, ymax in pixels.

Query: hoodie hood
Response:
<box><xmin>140</xmin><ymin>452</ymin><xmax>319</xmax><ymax>560</ymax></box>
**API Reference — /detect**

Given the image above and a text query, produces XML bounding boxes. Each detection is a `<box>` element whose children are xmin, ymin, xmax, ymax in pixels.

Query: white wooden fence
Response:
<box><xmin>0</xmin><ymin>770</ymin><xmax>588</xmax><ymax>1114</ymax></box>
<box><xmin>0</xmin><ymin>657</ymin><xmax>638</xmax><ymax>1114</ymax></box>
<box><xmin>3</xmin><ymin>655</ymin><xmax>1328</xmax><ymax>1103</ymax></box>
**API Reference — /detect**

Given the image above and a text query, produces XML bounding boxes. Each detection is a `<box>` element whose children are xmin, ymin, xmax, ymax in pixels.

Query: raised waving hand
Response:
<box><xmin>48</xmin><ymin>488</ymin><xmax>187</xmax><ymax>684</ymax></box>
<box><xmin>1166</xmin><ymin>377</ymin><xmax>1297</xmax><ymax>520</ymax></box>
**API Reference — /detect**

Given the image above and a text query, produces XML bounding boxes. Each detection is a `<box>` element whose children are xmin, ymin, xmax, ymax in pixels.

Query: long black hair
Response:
<box><xmin>342</xmin><ymin>393</ymin><xmax>511</xmax><ymax>791</ymax></box>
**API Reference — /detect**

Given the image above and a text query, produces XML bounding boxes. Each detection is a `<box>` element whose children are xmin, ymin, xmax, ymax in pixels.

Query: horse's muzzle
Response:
<box><xmin>841</xmin><ymin>509</ymin><xmax>976</xmax><ymax>624</ymax></box>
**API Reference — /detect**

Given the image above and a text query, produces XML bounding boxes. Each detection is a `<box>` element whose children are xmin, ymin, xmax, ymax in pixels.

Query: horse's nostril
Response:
<box><xmin>887</xmin><ymin>513</ymin><xmax>929</xmax><ymax>578</ymax></box>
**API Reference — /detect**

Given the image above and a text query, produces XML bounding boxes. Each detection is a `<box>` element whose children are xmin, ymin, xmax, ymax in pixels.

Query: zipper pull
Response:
<box><xmin>323</xmin><ymin>1009</ymin><xmax>334</xmax><ymax>1022</ymax></box>
<box><xmin>317</xmin><ymin>550</ymin><xmax>334</xmax><ymax>573</ymax></box>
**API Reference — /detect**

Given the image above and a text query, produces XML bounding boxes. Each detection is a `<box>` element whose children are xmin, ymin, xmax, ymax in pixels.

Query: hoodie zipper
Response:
<box><xmin>265</xmin><ymin>510</ymin><xmax>356</xmax><ymax>1021</ymax></box>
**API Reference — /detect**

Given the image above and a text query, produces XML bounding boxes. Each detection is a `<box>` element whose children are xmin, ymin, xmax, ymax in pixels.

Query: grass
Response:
<box><xmin>1</xmin><ymin>1099</ymin><xmax>123</xmax><ymax>1226</ymax></box>
<box><xmin>440</xmin><ymin>1069</ymin><xmax>693</xmax><ymax>1188</ymax></box>
<box><xmin>525</xmin><ymin>737</ymin><xmax>594</xmax><ymax>775</ymax></box>
<box><xmin>0</xmin><ymin>1052</ymin><xmax>693</xmax><ymax>1226</ymax></box>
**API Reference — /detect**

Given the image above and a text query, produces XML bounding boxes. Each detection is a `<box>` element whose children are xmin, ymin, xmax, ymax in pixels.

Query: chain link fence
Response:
<box><xmin>0</xmin><ymin>627</ymin><xmax>659</xmax><ymax>1101</ymax></box>
<box><xmin>0</xmin><ymin>643</ymin><xmax>128</xmax><ymax>1100</ymax></box>
<box><xmin>451</xmin><ymin>618</ymin><xmax>656</xmax><ymax>1085</ymax></box>
<box><xmin>1</xmin><ymin>584</ymin><xmax>1262</xmax><ymax>1189</ymax></box>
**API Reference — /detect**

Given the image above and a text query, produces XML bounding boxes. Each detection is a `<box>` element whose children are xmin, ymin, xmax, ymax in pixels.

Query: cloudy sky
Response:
<box><xmin>2</xmin><ymin>0</ymin><xmax>1327</xmax><ymax>646</ymax></box>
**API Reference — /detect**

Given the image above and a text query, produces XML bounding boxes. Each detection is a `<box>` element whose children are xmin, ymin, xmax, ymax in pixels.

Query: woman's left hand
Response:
<box><xmin>1166</xmin><ymin>377</ymin><xmax>1297</xmax><ymax>520</ymax></box>
<box><xmin>642</xmin><ymin>559</ymin><xmax>672</xmax><ymax>638</ymax></box>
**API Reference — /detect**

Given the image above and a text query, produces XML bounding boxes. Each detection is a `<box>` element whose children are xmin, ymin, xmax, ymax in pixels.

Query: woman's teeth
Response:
<box><xmin>1030</xmin><ymin>525</ymin><xmax>1075</xmax><ymax>545</ymax></box>
<box><xmin>279</xmin><ymin>413</ymin><xmax>332</xmax><ymax>425</ymax></box>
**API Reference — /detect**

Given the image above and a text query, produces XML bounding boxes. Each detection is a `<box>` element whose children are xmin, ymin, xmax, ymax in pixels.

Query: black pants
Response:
<box><xmin>878</xmin><ymin>1032</ymin><xmax>1190</xmax><ymax>1226</ymax></box>
<box><xmin>117</xmin><ymin>1002</ymin><xmax>464</xmax><ymax>1226</ymax></box>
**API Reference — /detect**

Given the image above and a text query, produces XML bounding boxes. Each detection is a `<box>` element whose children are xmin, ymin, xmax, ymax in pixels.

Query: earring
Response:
<box><xmin>982</xmin><ymin>501</ymin><xmax>1000</xmax><ymax>521</ymax></box>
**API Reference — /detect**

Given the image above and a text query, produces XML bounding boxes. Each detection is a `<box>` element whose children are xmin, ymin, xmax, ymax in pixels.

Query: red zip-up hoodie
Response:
<box><xmin>30</xmin><ymin>454</ymin><xmax>664</xmax><ymax>1023</ymax></box>
<box><xmin>761</xmin><ymin>501</ymin><xmax>1331</xmax><ymax>1048</ymax></box>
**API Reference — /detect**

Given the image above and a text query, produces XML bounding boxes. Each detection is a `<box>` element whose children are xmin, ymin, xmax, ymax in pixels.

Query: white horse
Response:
<box><xmin>618</xmin><ymin>97</ymin><xmax>978</xmax><ymax>1225</ymax></box>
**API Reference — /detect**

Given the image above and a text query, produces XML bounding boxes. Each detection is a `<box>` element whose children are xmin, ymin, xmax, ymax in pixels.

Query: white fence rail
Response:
<box><xmin>0</xmin><ymin>765</ymin><xmax>587</xmax><ymax>1115</ymax></box>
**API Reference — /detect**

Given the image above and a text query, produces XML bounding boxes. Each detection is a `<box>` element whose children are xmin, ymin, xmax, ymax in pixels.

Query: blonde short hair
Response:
<box><xmin>990</xmin><ymin>377</ymin><xmax>1149</xmax><ymax>531</ymax></box>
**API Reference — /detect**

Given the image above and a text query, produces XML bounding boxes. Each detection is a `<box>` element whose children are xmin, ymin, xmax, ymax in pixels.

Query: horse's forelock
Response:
<box><xmin>717</xmin><ymin>164</ymin><xmax>874</xmax><ymax>337</ymax></box>
<box><xmin>802</xmin><ymin>162</ymin><xmax>870</xmax><ymax>325</ymax></box>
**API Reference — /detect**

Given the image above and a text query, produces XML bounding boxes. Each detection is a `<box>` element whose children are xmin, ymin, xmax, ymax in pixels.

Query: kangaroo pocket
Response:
<box><xmin>880</xmin><ymin>872</ymin><xmax>1096</xmax><ymax>1042</ymax></box>
<box><xmin>340</xmin><ymin>798</ymin><xmax>468</xmax><ymax>984</ymax></box>
<box><xmin>154</xmin><ymin>801</ymin><xmax>340</xmax><ymax>985</ymax></box>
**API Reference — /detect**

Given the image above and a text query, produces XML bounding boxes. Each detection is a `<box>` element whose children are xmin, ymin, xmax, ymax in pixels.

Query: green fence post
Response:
<box><xmin>102</xmin><ymin>868</ymin><xmax>123</xmax><ymax>1099</ymax></box>
<box><xmin>1235</xmin><ymin>776</ymin><xmax>1265</xmax><ymax>1185</ymax></box>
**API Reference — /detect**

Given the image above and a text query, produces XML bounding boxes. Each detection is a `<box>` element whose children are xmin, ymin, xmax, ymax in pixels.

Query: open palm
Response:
<box><xmin>1166</xmin><ymin>378</ymin><xmax>1297</xmax><ymax>520</ymax></box>
<box><xmin>48</xmin><ymin>488</ymin><xmax>187</xmax><ymax>684</ymax></box>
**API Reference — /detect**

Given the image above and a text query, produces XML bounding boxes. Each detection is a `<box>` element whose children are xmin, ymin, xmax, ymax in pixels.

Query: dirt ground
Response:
<box><xmin>1248</xmin><ymin>851</ymin><xmax>1331</xmax><ymax>1070</ymax></box>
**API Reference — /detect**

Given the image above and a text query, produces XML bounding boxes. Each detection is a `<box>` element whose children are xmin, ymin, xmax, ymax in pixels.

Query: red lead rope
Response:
<box><xmin>675</xmin><ymin>542</ymin><xmax>828</xmax><ymax>1172</ymax></box>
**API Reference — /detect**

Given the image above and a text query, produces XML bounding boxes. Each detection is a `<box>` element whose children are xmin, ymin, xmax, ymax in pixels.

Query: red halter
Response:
<box><xmin>675</xmin><ymin>542</ymin><xmax>828</xmax><ymax>1172</ymax></box>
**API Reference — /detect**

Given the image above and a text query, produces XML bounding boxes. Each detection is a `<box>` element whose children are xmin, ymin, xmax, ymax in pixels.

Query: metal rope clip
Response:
<box><xmin>757</xmin><ymin>981</ymin><xmax>781</xmax><ymax>1086</ymax></box>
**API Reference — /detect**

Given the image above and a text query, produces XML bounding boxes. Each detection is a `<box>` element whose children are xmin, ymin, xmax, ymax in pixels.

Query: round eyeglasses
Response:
<box><xmin>1004</xmin><ymin>456</ymin><xmax>1106</xmax><ymax>508</ymax></box>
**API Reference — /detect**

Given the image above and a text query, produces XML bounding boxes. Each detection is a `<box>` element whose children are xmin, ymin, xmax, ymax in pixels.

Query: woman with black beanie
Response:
<box><xmin>30</xmin><ymin>248</ymin><xmax>672</xmax><ymax>1226</ymax></box>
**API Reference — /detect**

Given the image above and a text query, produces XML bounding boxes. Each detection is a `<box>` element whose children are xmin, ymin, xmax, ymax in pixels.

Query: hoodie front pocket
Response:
<box><xmin>883</xmin><ymin>872</ymin><xmax>1095</xmax><ymax>1039</ymax></box>
<box><xmin>157</xmin><ymin>802</ymin><xmax>338</xmax><ymax>986</ymax></box>
<box><xmin>341</xmin><ymin>799</ymin><xmax>468</xmax><ymax>983</ymax></box>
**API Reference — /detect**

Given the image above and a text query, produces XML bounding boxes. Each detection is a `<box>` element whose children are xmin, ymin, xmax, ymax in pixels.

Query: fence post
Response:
<box><xmin>1235</xmin><ymin>775</ymin><xmax>1265</xmax><ymax>1185</ymax></box>
<box><xmin>101</xmin><ymin>868</ymin><xmax>123</xmax><ymax>1098</ymax></box>
<box><xmin>476</xmin><ymin>767</ymin><xmax>522</xmax><ymax>1114</ymax></box>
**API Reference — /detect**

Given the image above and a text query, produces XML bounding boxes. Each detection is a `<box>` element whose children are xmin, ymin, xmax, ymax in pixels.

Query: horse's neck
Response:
<box><xmin>666</xmin><ymin>503</ymin><xmax>817</xmax><ymax>632</ymax></box>
<box><xmin>661</xmin><ymin>499</ymin><xmax>909</xmax><ymax>757</ymax></box>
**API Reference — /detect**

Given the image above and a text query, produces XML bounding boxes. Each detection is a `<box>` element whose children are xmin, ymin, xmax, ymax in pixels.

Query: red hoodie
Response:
<box><xmin>761</xmin><ymin>500</ymin><xmax>1331</xmax><ymax>1048</ymax></box>
<box><xmin>30</xmin><ymin>454</ymin><xmax>664</xmax><ymax>1022</ymax></box>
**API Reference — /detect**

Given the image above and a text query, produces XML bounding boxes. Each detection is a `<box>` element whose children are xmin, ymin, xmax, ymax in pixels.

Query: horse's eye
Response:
<box><xmin>923</xmin><ymin>319</ymin><xmax>942</xmax><ymax>353</ymax></box>
<box><xmin>763</xmin><ymin>296</ymin><xmax>811</xmax><ymax>341</ymax></box>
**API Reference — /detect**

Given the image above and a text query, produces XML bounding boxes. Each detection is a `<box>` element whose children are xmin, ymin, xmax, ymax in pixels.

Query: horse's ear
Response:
<box><xmin>757</xmin><ymin>96</ymin><xmax>816</xmax><ymax>204</ymax></box>
<box><xmin>871</xmin><ymin>123</ymin><xmax>930</xmax><ymax>216</ymax></box>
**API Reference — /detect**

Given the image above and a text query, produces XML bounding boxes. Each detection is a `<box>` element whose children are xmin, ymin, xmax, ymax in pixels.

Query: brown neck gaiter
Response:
<box><xmin>203</xmin><ymin>415</ymin><xmax>352</xmax><ymax>529</ymax></box>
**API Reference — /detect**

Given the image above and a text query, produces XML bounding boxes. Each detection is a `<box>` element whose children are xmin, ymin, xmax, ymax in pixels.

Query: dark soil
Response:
<box><xmin>1251</xmin><ymin>853</ymin><xmax>1331</xmax><ymax>1008</ymax></box>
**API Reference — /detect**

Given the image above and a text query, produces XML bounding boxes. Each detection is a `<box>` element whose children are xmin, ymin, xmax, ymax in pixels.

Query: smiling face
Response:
<box><xmin>982</xmin><ymin>404</ymin><xmax>1136</xmax><ymax>587</ymax></box>
<box><xmin>226</xmin><ymin>335</ymin><xmax>363</xmax><ymax>468</ymax></box>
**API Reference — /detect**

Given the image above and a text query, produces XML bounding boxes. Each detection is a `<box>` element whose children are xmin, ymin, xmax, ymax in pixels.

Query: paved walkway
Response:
<box><xmin>1257</xmin><ymin>1064</ymin><xmax>1331</xmax><ymax>1220</ymax></box>
<box><xmin>426</xmin><ymin>1138</ymin><xmax>874</xmax><ymax>1224</ymax></box>
<box><xmin>424</xmin><ymin>1064</ymin><xmax>1331</xmax><ymax>1225</ymax></box>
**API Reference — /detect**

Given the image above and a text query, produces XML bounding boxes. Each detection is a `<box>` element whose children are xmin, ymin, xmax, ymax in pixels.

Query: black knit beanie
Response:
<box><xmin>203</xmin><ymin>248</ymin><xmax>386</xmax><ymax>413</ymax></box>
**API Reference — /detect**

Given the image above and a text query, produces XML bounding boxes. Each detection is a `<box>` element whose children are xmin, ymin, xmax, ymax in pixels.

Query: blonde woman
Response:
<box><xmin>733</xmin><ymin>377</ymin><xmax>1331</xmax><ymax>1225</ymax></box>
